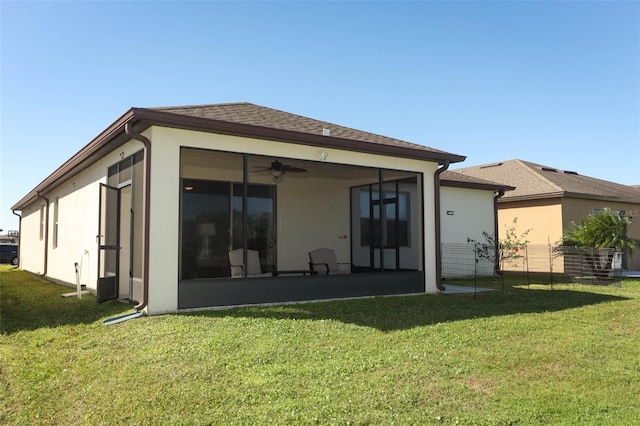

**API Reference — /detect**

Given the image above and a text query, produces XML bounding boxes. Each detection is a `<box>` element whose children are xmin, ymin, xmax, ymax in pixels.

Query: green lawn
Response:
<box><xmin>1</xmin><ymin>265</ymin><xmax>639</xmax><ymax>425</ymax></box>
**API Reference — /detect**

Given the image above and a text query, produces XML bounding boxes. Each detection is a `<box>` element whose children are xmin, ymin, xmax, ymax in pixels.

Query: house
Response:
<box><xmin>439</xmin><ymin>171</ymin><xmax>514</xmax><ymax>278</ymax></box>
<box><xmin>454</xmin><ymin>159</ymin><xmax>640</xmax><ymax>271</ymax></box>
<box><xmin>12</xmin><ymin>103</ymin><xmax>468</xmax><ymax>314</ymax></box>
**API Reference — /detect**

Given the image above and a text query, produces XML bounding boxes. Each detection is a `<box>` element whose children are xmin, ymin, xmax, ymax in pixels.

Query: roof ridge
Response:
<box><xmin>149</xmin><ymin>102</ymin><xmax>252</xmax><ymax>110</ymax></box>
<box><xmin>515</xmin><ymin>159</ymin><xmax>564</xmax><ymax>193</ymax></box>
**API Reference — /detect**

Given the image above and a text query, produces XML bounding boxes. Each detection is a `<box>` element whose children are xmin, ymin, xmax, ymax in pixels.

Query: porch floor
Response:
<box><xmin>440</xmin><ymin>284</ymin><xmax>496</xmax><ymax>294</ymax></box>
<box><xmin>178</xmin><ymin>271</ymin><xmax>425</xmax><ymax>309</ymax></box>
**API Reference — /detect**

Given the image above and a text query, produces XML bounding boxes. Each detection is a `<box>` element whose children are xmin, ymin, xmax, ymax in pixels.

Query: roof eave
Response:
<box><xmin>562</xmin><ymin>192</ymin><xmax>640</xmax><ymax>204</ymax></box>
<box><xmin>499</xmin><ymin>192</ymin><xmax>565</xmax><ymax>203</ymax></box>
<box><xmin>440</xmin><ymin>180</ymin><xmax>515</xmax><ymax>191</ymax></box>
<box><xmin>499</xmin><ymin>191</ymin><xmax>640</xmax><ymax>205</ymax></box>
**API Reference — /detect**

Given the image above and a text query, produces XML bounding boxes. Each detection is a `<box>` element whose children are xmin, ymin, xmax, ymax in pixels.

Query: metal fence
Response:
<box><xmin>441</xmin><ymin>243</ymin><xmax>624</xmax><ymax>294</ymax></box>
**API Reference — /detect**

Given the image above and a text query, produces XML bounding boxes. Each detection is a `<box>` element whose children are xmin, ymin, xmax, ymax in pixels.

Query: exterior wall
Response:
<box><xmin>498</xmin><ymin>198</ymin><xmax>563</xmax><ymax>245</ymax></box>
<box><xmin>497</xmin><ymin>197</ymin><xmax>640</xmax><ymax>272</ymax></box>
<box><xmin>441</xmin><ymin>186</ymin><xmax>496</xmax><ymax>243</ymax></box>
<box><xmin>278</xmin><ymin>175</ymin><xmax>351</xmax><ymax>270</ymax></box>
<box><xmin>18</xmin><ymin>202</ymin><xmax>46</xmax><ymax>274</ymax></box>
<box><xmin>440</xmin><ymin>186</ymin><xmax>497</xmax><ymax>278</ymax></box>
<box><xmin>562</xmin><ymin>197</ymin><xmax>640</xmax><ymax>270</ymax></box>
<box><xmin>496</xmin><ymin>199</ymin><xmax>563</xmax><ymax>273</ymax></box>
<box><xmin>17</xmin><ymin>139</ymin><xmax>145</xmax><ymax>289</ymax></box>
<box><xmin>147</xmin><ymin>126</ymin><xmax>441</xmax><ymax>314</ymax></box>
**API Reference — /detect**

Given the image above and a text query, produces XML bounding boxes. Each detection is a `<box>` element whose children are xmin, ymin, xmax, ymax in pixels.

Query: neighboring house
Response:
<box><xmin>12</xmin><ymin>102</ymin><xmax>467</xmax><ymax>314</ymax></box>
<box><xmin>0</xmin><ymin>231</ymin><xmax>19</xmax><ymax>244</ymax></box>
<box><xmin>454</xmin><ymin>159</ymin><xmax>640</xmax><ymax>271</ymax></box>
<box><xmin>440</xmin><ymin>171</ymin><xmax>514</xmax><ymax>277</ymax></box>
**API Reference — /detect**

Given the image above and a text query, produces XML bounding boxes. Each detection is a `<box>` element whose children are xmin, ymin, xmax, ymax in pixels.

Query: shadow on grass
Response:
<box><xmin>190</xmin><ymin>286</ymin><xmax>630</xmax><ymax>332</ymax></box>
<box><xmin>1</xmin><ymin>268</ymin><xmax>133</xmax><ymax>334</ymax></box>
<box><xmin>2</xmin><ymin>267</ymin><xmax>633</xmax><ymax>334</ymax></box>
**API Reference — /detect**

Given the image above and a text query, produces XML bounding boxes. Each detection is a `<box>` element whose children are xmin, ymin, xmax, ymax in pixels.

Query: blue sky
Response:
<box><xmin>1</xmin><ymin>1</ymin><xmax>639</xmax><ymax>231</ymax></box>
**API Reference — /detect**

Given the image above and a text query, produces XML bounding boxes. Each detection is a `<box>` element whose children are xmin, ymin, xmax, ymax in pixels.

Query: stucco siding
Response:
<box><xmin>17</xmin><ymin>139</ymin><xmax>145</xmax><ymax>289</ymax></box>
<box><xmin>145</xmin><ymin>127</ymin><xmax>181</xmax><ymax>315</ymax></box>
<box><xmin>441</xmin><ymin>186</ymin><xmax>496</xmax><ymax>244</ymax></box>
<box><xmin>277</xmin><ymin>175</ymin><xmax>351</xmax><ymax>270</ymax></box>
<box><xmin>17</xmin><ymin>202</ymin><xmax>46</xmax><ymax>274</ymax></box>
<box><xmin>498</xmin><ymin>199</ymin><xmax>563</xmax><ymax>245</ymax></box>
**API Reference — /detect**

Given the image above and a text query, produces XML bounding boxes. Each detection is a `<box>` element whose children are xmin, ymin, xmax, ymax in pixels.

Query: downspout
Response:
<box><xmin>124</xmin><ymin>123</ymin><xmax>151</xmax><ymax>312</ymax></box>
<box><xmin>433</xmin><ymin>160</ymin><xmax>449</xmax><ymax>291</ymax></box>
<box><xmin>493</xmin><ymin>189</ymin><xmax>506</xmax><ymax>275</ymax></box>
<box><xmin>12</xmin><ymin>210</ymin><xmax>22</xmax><ymax>266</ymax></box>
<box><xmin>36</xmin><ymin>192</ymin><xmax>50</xmax><ymax>276</ymax></box>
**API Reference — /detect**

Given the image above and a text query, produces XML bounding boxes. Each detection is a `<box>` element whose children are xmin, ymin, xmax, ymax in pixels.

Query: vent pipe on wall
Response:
<box><xmin>124</xmin><ymin>122</ymin><xmax>151</xmax><ymax>312</ymax></box>
<box><xmin>434</xmin><ymin>160</ymin><xmax>449</xmax><ymax>291</ymax></box>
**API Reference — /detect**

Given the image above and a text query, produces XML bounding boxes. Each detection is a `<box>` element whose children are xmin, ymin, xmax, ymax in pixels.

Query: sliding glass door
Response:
<box><xmin>351</xmin><ymin>177</ymin><xmax>417</xmax><ymax>272</ymax></box>
<box><xmin>181</xmin><ymin>179</ymin><xmax>275</xmax><ymax>279</ymax></box>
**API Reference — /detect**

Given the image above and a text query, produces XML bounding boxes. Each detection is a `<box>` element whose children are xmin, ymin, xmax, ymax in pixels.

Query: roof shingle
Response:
<box><xmin>454</xmin><ymin>159</ymin><xmax>640</xmax><ymax>203</ymax></box>
<box><xmin>150</xmin><ymin>102</ymin><xmax>459</xmax><ymax>157</ymax></box>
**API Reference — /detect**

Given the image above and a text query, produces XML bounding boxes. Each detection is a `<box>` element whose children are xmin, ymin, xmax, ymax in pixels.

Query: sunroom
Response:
<box><xmin>178</xmin><ymin>148</ymin><xmax>428</xmax><ymax>309</ymax></box>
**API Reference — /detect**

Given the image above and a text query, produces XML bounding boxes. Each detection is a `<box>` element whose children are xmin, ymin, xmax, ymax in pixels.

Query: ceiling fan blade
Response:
<box><xmin>283</xmin><ymin>165</ymin><xmax>307</xmax><ymax>173</ymax></box>
<box><xmin>251</xmin><ymin>166</ymin><xmax>272</xmax><ymax>173</ymax></box>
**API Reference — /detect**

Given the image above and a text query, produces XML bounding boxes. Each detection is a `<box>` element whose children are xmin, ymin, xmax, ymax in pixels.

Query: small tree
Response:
<box><xmin>563</xmin><ymin>208</ymin><xmax>637</xmax><ymax>277</ymax></box>
<box><xmin>468</xmin><ymin>218</ymin><xmax>531</xmax><ymax>275</ymax></box>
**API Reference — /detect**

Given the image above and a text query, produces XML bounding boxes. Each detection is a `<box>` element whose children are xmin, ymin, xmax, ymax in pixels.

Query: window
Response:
<box><xmin>107</xmin><ymin>153</ymin><xmax>139</xmax><ymax>188</ymax></box>
<box><xmin>39</xmin><ymin>206</ymin><xmax>45</xmax><ymax>241</ymax></box>
<box><xmin>181</xmin><ymin>179</ymin><xmax>276</xmax><ymax>279</ymax></box>
<box><xmin>53</xmin><ymin>197</ymin><xmax>59</xmax><ymax>248</ymax></box>
<box><xmin>593</xmin><ymin>208</ymin><xmax>625</xmax><ymax>217</ymax></box>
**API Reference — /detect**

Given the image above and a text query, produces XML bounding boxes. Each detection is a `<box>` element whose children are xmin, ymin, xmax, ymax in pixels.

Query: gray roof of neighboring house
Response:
<box><xmin>12</xmin><ymin>102</ymin><xmax>465</xmax><ymax>210</ymax></box>
<box><xmin>440</xmin><ymin>170</ymin><xmax>515</xmax><ymax>192</ymax></box>
<box><xmin>454</xmin><ymin>159</ymin><xmax>640</xmax><ymax>203</ymax></box>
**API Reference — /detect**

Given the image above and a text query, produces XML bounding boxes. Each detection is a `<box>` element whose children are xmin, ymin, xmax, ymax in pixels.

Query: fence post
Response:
<box><xmin>548</xmin><ymin>243</ymin><xmax>553</xmax><ymax>290</ymax></box>
<box><xmin>473</xmin><ymin>242</ymin><xmax>478</xmax><ymax>298</ymax></box>
<box><xmin>501</xmin><ymin>253</ymin><xmax>505</xmax><ymax>293</ymax></box>
<box><xmin>525</xmin><ymin>245</ymin><xmax>530</xmax><ymax>287</ymax></box>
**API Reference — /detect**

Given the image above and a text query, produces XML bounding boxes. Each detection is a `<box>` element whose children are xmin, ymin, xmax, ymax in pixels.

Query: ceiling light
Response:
<box><xmin>270</xmin><ymin>169</ymin><xmax>285</xmax><ymax>181</ymax></box>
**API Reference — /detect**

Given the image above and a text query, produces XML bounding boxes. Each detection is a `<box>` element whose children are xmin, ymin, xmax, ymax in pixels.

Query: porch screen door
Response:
<box><xmin>97</xmin><ymin>183</ymin><xmax>120</xmax><ymax>303</ymax></box>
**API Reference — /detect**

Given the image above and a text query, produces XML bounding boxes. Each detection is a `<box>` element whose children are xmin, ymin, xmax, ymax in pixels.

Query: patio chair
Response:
<box><xmin>308</xmin><ymin>248</ymin><xmax>351</xmax><ymax>275</ymax></box>
<box><xmin>228</xmin><ymin>248</ymin><xmax>272</xmax><ymax>278</ymax></box>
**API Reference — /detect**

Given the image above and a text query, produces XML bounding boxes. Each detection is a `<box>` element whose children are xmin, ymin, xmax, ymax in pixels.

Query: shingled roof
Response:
<box><xmin>150</xmin><ymin>102</ymin><xmax>463</xmax><ymax>160</ymax></box>
<box><xmin>454</xmin><ymin>159</ymin><xmax>640</xmax><ymax>203</ymax></box>
<box><xmin>440</xmin><ymin>170</ymin><xmax>515</xmax><ymax>192</ymax></box>
<box><xmin>12</xmin><ymin>102</ymin><xmax>465</xmax><ymax>210</ymax></box>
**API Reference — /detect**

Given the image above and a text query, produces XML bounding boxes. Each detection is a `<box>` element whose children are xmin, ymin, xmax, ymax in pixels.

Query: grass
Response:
<box><xmin>1</xmin><ymin>265</ymin><xmax>639</xmax><ymax>425</ymax></box>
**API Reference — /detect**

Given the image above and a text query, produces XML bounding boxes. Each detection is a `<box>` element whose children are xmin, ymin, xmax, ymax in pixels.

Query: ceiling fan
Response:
<box><xmin>253</xmin><ymin>159</ymin><xmax>307</xmax><ymax>179</ymax></box>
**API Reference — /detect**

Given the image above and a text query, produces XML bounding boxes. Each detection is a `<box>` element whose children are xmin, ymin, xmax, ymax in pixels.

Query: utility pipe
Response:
<box><xmin>124</xmin><ymin>122</ymin><xmax>151</xmax><ymax>312</ymax></box>
<box><xmin>433</xmin><ymin>160</ymin><xmax>450</xmax><ymax>291</ymax></box>
<box><xmin>11</xmin><ymin>210</ymin><xmax>22</xmax><ymax>267</ymax></box>
<box><xmin>36</xmin><ymin>192</ymin><xmax>50</xmax><ymax>276</ymax></box>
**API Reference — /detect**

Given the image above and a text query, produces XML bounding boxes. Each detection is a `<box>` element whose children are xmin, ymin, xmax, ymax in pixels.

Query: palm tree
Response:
<box><xmin>563</xmin><ymin>208</ymin><xmax>637</xmax><ymax>277</ymax></box>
